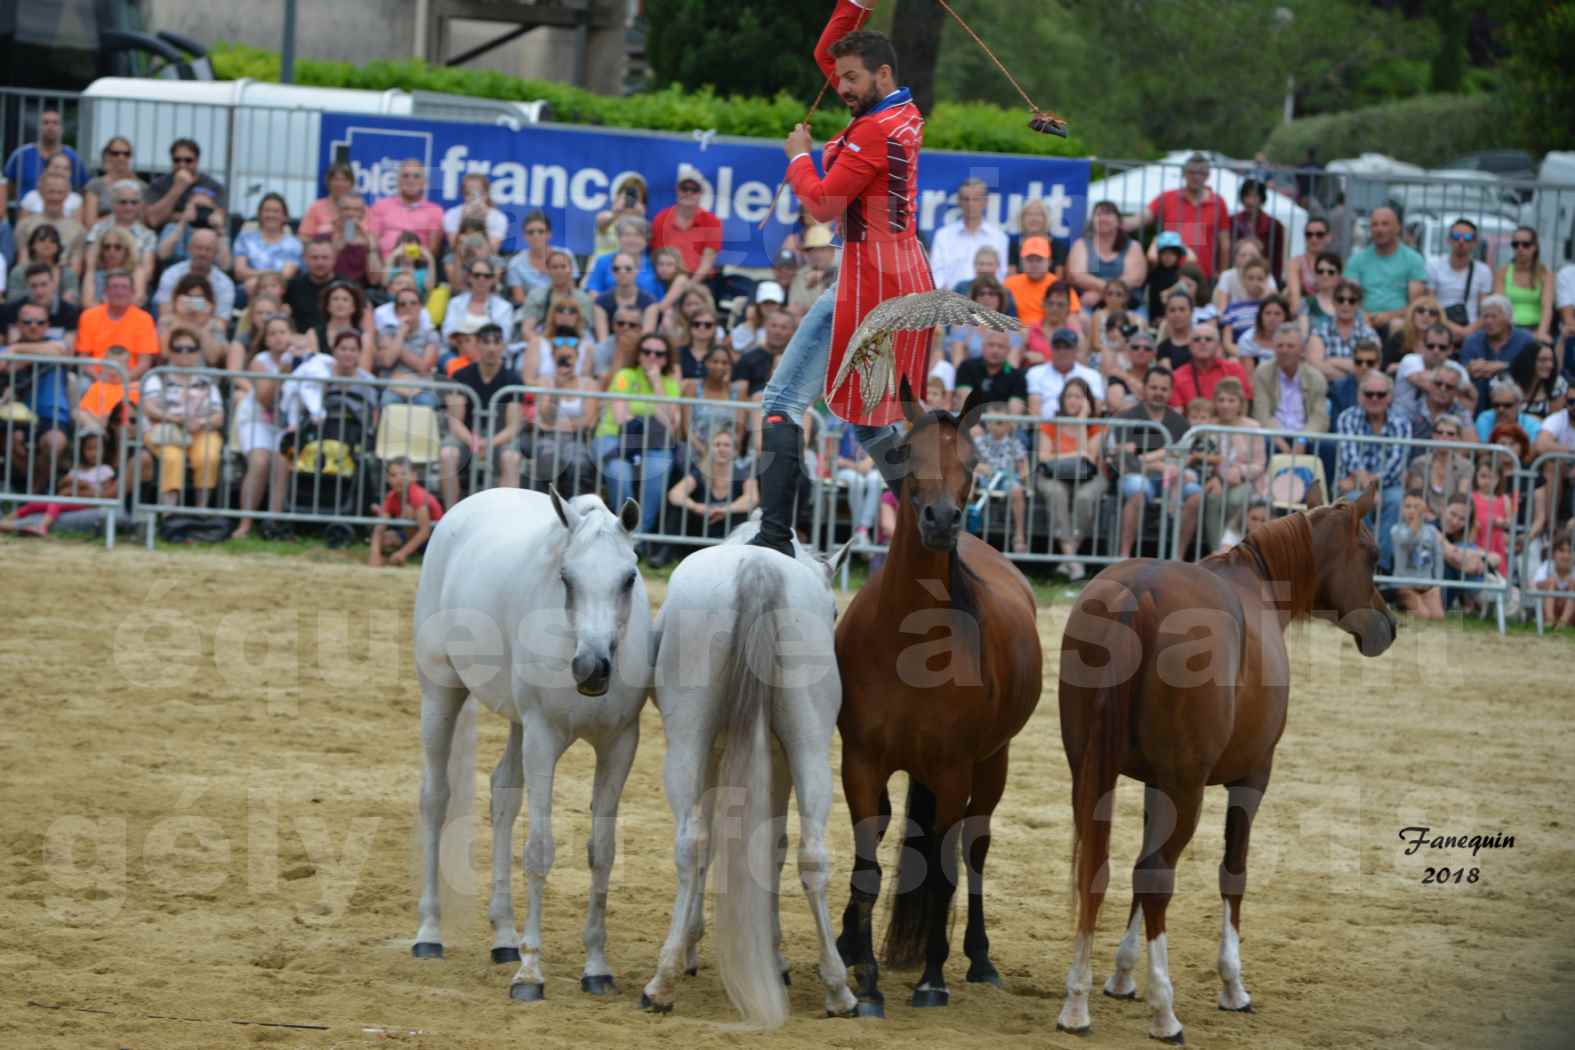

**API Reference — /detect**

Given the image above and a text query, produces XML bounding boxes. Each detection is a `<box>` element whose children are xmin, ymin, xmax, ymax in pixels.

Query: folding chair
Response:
<box><xmin>1266</xmin><ymin>453</ymin><xmax>1327</xmax><ymax>515</ymax></box>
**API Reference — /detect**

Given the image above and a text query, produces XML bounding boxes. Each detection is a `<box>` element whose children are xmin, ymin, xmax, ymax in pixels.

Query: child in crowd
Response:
<box><xmin>0</xmin><ymin>429</ymin><xmax>115</xmax><ymax>536</ymax></box>
<box><xmin>1391</xmin><ymin>489</ymin><xmax>1445</xmax><ymax>620</ymax></box>
<box><xmin>1532</xmin><ymin>537</ymin><xmax>1575</xmax><ymax>629</ymax></box>
<box><xmin>971</xmin><ymin>415</ymin><xmax>1030</xmax><ymax>554</ymax></box>
<box><xmin>1183</xmin><ymin>397</ymin><xmax>1217</xmax><ymax>490</ymax></box>
<box><xmin>1244</xmin><ymin>498</ymin><xmax>1270</xmax><ymax>535</ymax></box>
<box><xmin>75</xmin><ymin>343</ymin><xmax>140</xmax><ymax>432</ymax></box>
<box><xmin>369</xmin><ymin>456</ymin><xmax>443</xmax><ymax>567</ymax></box>
<box><xmin>1470</xmin><ymin>460</ymin><xmax>1514</xmax><ymax>576</ymax></box>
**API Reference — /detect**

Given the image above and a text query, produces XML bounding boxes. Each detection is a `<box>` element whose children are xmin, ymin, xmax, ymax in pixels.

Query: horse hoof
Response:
<box><xmin>509</xmin><ymin>982</ymin><xmax>545</xmax><ymax>1003</ymax></box>
<box><xmin>854</xmin><ymin>999</ymin><xmax>885</xmax><ymax>1019</ymax></box>
<box><xmin>639</xmin><ymin>993</ymin><xmax>673</xmax><ymax>1014</ymax></box>
<box><xmin>966</xmin><ymin>965</ymin><xmax>1001</xmax><ymax>987</ymax></box>
<box><xmin>1055</xmin><ymin>1022</ymin><xmax>1092</xmax><ymax>1037</ymax></box>
<box><xmin>581</xmin><ymin>974</ymin><xmax>618</xmax><ymax>996</ymax></box>
<box><xmin>683</xmin><ymin>966</ymin><xmax>698</xmax><ymax>978</ymax></box>
<box><xmin>781</xmin><ymin>969</ymin><xmax>792</xmax><ymax>987</ymax></box>
<box><xmin>410</xmin><ymin>942</ymin><xmax>443</xmax><ymax>960</ymax></box>
<box><xmin>491</xmin><ymin>947</ymin><xmax>521</xmax><ymax>964</ymax></box>
<box><xmin>1152</xmin><ymin>1031</ymin><xmax>1185</xmax><ymax>1045</ymax></box>
<box><xmin>910</xmin><ymin>987</ymin><xmax>949</xmax><ymax>1008</ymax></box>
<box><xmin>1104</xmin><ymin>989</ymin><xmax>1138</xmax><ymax>1001</ymax></box>
<box><xmin>1219</xmin><ymin>1002</ymin><xmax>1255</xmax><ymax>1014</ymax></box>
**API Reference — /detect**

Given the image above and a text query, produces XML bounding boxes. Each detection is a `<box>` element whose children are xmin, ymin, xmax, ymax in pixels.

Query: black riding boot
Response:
<box><xmin>861</xmin><ymin>425</ymin><xmax>910</xmax><ymax>492</ymax></box>
<box><xmin>748</xmin><ymin>413</ymin><xmax>804</xmax><ymax>557</ymax></box>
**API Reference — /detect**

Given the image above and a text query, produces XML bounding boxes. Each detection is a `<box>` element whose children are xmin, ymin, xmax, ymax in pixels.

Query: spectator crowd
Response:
<box><xmin>3</xmin><ymin>119</ymin><xmax>1575</xmax><ymax>618</ymax></box>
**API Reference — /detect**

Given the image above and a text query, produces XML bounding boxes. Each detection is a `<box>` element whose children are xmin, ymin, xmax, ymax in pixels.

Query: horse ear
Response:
<box><xmin>549</xmin><ymin>484</ymin><xmax>578</xmax><ymax>531</ymax></box>
<box><xmin>1352</xmin><ymin>479</ymin><xmax>1378</xmax><ymax>519</ymax></box>
<box><xmin>899</xmin><ymin>374</ymin><xmax>925</xmax><ymax>425</ymax></box>
<box><xmin>1303</xmin><ymin>477</ymin><xmax>1325</xmax><ymax>510</ymax></box>
<box><xmin>958</xmin><ymin>385</ymin><xmax>990</xmax><ymax>430</ymax></box>
<box><xmin>825</xmin><ymin>535</ymin><xmax>857</xmax><ymax>578</ymax></box>
<box><xmin>618</xmin><ymin>497</ymin><xmax>641</xmax><ymax>533</ymax></box>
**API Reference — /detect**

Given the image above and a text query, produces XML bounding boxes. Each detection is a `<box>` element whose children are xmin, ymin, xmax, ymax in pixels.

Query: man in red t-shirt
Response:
<box><xmin>649</xmin><ymin>163</ymin><xmax>723</xmax><ymax>282</ymax></box>
<box><xmin>370</xmin><ymin>456</ymin><xmax>443</xmax><ymax>567</ymax></box>
<box><xmin>1168</xmin><ymin>320</ymin><xmax>1252</xmax><ymax>408</ymax></box>
<box><xmin>1132</xmin><ymin>152</ymin><xmax>1231</xmax><ymax>280</ymax></box>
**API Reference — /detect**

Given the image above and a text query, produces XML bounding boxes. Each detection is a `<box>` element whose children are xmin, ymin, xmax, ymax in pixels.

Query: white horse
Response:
<box><xmin>410</xmin><ymin>486</ymin><xmax>652</xmax><ymax>1002</ymax></box>
<box><xmin>640</xmin><ymin>526</ymin><xmax>860</xmax><ymax>1025</ymax></box>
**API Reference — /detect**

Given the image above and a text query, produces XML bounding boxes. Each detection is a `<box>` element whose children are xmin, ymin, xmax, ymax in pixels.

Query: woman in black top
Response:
<box><xmin>664</xmin><ymin>427</ymin><xmax>758</xmax><ymax>541</ymax></box>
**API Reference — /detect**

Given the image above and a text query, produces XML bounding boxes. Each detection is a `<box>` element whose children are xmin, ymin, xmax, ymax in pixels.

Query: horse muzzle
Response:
<box><xmin>572</xmin><ymin>651</ymin><xmax>612</xmax><ymax>697</ymax></box>
<box><xmin>1349</xmin><ymin>608</ymin><xmax>1397</xmax><ymax>657</ymax></box>
<box><xmin>918</xmin><ymin>502</ymin><xmax>962</xmax><ymax>551</ymax></box>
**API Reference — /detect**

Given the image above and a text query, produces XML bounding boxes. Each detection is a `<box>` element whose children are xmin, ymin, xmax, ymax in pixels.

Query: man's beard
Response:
<box><xmin>844</xmin><ymin>84</ymin><xmax>883</xmax><ymax>117</ymax></box>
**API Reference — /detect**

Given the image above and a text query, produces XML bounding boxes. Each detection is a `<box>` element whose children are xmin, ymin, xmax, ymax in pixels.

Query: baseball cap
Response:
<box><xmin>754</xmin><ymin>280</ymin><xmax>785</xmax><ymax>305</ymax></box>
<box><xmin>1155</xmin><ymin>231</ymin><xmax>1184</xmax><ymax>253</ymax></box>
<box><xmin>1022</xmin><ymin>236</ymin><xmax>1051</xmax><ymax>259</ymax></box>
<box><xmin>774</xmin><ymin>249</ymin><xmax>800</xmax><ymax>269</ymax></box>
<box><xmin>1050</xmin><ymin>327</ymin><xmax>1079</xmax><ymax>348</ymax></box>
<box><xmin>1129</xmin><ymin>328</ymin><xmax>1155</xmax><ymax>349</ymax></box>
<box><xmin>802</xmin><ymin>224</ymin><xmax>836</xmax><ymax>250</ymax></box>
<box><xmin>453</xmin><ymin>313</ymin><xmax>488</xmax><ymax>336</ymax></box>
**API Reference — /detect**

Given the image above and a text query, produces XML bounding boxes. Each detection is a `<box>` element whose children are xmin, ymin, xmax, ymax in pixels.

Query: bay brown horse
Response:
<box><xmin>1055</xmin><ymin>482</ymin><xmax>1396</xmax><ymax>1043</ymax></box>
<box><xmin>834</xmin><ymin>380</ymin><xmax>1043</xmax><ymax>1016</ymax></box>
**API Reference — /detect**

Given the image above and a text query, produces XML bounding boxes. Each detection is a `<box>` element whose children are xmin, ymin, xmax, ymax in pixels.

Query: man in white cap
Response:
<box><xmin>650</xmin><ymin>163</ymin><xmax>721</xmax><ymax>284</ymax></box>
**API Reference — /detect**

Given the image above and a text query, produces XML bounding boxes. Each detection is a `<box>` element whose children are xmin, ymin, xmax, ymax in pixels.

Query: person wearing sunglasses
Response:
<box><xmin>590</xmin><ymin>249</ymin><xmax>657</xmax><ymax>335</ymax></box>
<box><xmin>1306</xmin><ymin>278</ymin><xmax>1378</xmax><ymax>383</ymax></box>
<box><xmin>582</xmin><ymin>217</ymin><xmax>663</xmax><ymax>300</ymax></box>
<box><xmin>83</xmin><ymin>177</ymin><xmax>156</xmax><ymax>265</ymax></box>
<box><xmin>0</xmin><ymin>301</ymin><xmax>73</xmax><ymax>491</ymax></box>
<box><xmin>649</xmin><ymin>163</ymin><xmax>721</xmax><ymax>286</ymax></box>
<box><xmin>526</xmin><ymin>298</ymin><xmax>592</xmax><ymax>380</ymax></box>
<box><xmin>1395</xmin><ymin>322</ymin><xmax>1470</xmax><ymax>422</ymax></box>
<box><xmin>1493</xmin><ymin>225</ymin><xmax>1555</xmax><ymax>347</ymax></box>
<box><xmin>1343</xmin><ymin>205</ymin><xmax>1426</xmax><ymax>337</ymax></box>
<box><xmin>594</xmin><ymin>333</ymin><xmax>682</xmax><ymax>564</ymax></box>
<box><xmin>519</xmin><ymin>248</ymin><xmax>598</xmax><ymax>341</ymax></box>
<box><xmin>144</xmin><ymin>138</ymin><xmax>228</xmax><ymax>231</ymax></box>
<box><xmin>1459</xmin><ymin>294</ymin><xmax>1538</xmax><ymax>408</ymax></box>
<box><xmin>1284</xmin><ymin>219</ymin><xmax>1332</xmax><ymax>313</ymax></box>
<box><xmin>1333</xmin><ymin>369</ymin><xmax>1410</xmax><ymax>573</ymax></box>
<box><xmin>1426</xmin><ymin>217</ymin><xmax>1491</xmax><ymax>341</ymax></box>
<box><xmin>140</xmin><ymin>328</ymin><xmax>225</xmax><ymax>508</ymax></box>
<box><xmin>440</xmin><ymin>259</ymin><xmax>514</xmax><ymax>341</ymax></box>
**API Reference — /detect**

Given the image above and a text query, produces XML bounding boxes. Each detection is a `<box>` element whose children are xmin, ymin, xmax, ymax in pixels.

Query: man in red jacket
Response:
<box><xmin>751</xmin><ymin>0</ymin><xmax>934</xmax><ymax>556</ymax></box>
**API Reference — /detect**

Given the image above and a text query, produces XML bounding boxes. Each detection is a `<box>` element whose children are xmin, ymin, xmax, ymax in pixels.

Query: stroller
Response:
<box><xmin>288</xmin><ymin>386</ymin><xmax>377</xmax><ymax>545</ymax></box>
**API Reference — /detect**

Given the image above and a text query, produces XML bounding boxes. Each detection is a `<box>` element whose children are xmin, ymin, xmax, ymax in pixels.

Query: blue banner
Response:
<box><xmin>319</xmin><ymin>112</ymin><xmax>1089</xmax><ymax>268</ymax></box>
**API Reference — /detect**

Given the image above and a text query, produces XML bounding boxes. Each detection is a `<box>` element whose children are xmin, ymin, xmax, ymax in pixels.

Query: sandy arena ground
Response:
<box><xmin>3</xmin><ymin>539</ymin><xmax>1574</xmax><ymax>1049</ymax></box>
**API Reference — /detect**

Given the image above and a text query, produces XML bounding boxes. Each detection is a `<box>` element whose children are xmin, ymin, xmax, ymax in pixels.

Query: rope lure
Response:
<box><xmin>933</xmin><ymin>0</ymin><xmax>1068</xmax><ymax>137</ymax></box>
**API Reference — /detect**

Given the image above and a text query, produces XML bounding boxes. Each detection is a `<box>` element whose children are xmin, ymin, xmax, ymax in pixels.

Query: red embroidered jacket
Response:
<box><xmin>786</xmin><ymin>0</ymin><xmax>933</xmax><ymax>425</ymax></box>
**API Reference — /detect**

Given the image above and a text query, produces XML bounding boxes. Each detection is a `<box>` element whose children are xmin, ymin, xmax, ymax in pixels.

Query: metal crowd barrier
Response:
<box><xmin>0</xmin><ymin>353</ymin><xmax>130</xmax><ymax>548</ymax></box>
<box><xmin>133</xmin><ymin>367</ymin><xmax>482</xmax><ymax>548</ymax></box>
<box><xmin>1522</xmin><ymin>450</ymin><xmax>1575</xmax><ymax>634</ymax></box>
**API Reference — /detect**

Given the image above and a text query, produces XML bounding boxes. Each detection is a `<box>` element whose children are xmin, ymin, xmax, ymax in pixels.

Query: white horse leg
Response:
<box><xmin>1146</xmin><ymin>932</ymin><xmax>1183</xmax><ymax>1042</ymax></box>
<box><xmin>683</xmin><ymin>755</ymin><xmax>717</xmax><ymax>975</ymax></box>
<box><xmin>769</xmin><ymin>743</ymin><xmax>792</xmax><ymax>985</ymax></box>
<box><xmin>487</xmin><ymin>721</ymin><xmax>524</xmax><ymax>962</ymax></box>
<box><xmin>1103</xmin><ymin>904</ymin><xmax>1142</xmax><ymax>998</ymax></box>
<box><xmin>510</xmin><ymin>726</ymin><xmax>567</xmax><ymax>1002</ymax></box>
<box><xmin>786</xmin><ymin>733</ymin><xmax>857</xmax><ymax>1017</ymax></box>
<box><xmin>580</xmin><ymin>725</ymin><xmax>639</xmax><ymax>994</ymax></box>
<box><xmin>642</xmin><ymin>728</ymin><xmax>712</xmax><ymax>1012</ymax></box>
<box><xmin>1056</xmin><ymin>931</ymin><xmax>1094</xmax><ymax>1033</ymax></box>
<box><xmin>413</xmin><ymin>682</ymin><xmax>468</xmax><ymax>956</ymax></box>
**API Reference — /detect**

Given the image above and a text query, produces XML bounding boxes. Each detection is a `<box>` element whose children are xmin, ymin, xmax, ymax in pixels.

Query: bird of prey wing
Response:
<box><xmin>829</xmin><ymin>290</ymin><xmax>1023</xmax><ymax>418</ymax></box>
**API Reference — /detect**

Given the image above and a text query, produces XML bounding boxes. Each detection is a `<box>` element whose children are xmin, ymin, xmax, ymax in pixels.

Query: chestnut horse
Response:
<box><xmin>1055</xmin><ymin>482</ymin><xmax>1396</xmax><ymax>1043</ymax></box>
<box><xmin>834</xmin><ymin>381</ymin><xmax>1043</xmax><ymax>1016</ymax></box>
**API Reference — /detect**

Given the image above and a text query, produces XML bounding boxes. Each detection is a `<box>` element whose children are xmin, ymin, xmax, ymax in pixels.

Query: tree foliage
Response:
<box><xmin>643</xmin><ymin>0</ymin><xmax>831</xmax><ymax>103</ymax></box>
<box><xmin>1496</xmin><ymin>0</ymin><xmax>1575</xmax><ymax>154</ymax></box>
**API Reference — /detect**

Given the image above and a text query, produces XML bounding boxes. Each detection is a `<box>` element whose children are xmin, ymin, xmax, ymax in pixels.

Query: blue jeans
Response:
<box><xmin>762</xmin><ymin>281</ymin><xmax>900</xmax><ymax>460</ymax></box>
<box><xmin>593</xmin><ymin>435</ymin><xmax>673</xmax><ymax>534</ymax></box>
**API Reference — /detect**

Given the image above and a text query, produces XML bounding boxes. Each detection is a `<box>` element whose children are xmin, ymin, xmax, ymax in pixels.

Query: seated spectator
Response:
<box><xmin>1154</xmin><ymin>288</ymin><xmax>1196</xmax><ymax>369</ymax></box>
<box><xmin>521</xmin><ymin>297</ymin><xmax>594</xmax><ymax>380</ymax></box>
<box><xmin>75</xmin><ymin>344</ymin><xmax>140</xmax><ymax>435</ymax></box>
<box><xmin>77</xmin><ymin>270</ymin><xmax>158</xmax><ymax>378</ymax></box>
<box><xmin>4</xmin><ymin>260</ymin><xmax>81</xmax><ymax>341</ymax></box>
<box><xmin>948</xmin><ymin>245</ymin><xmax>1009</xmax><ymax>308</ymax></box>
<box><xmin>308</xmin><ymin>280</ymin><xmax>376</xmax><ymax>370</ymax></box>
<box><xmin>1004</xmin><ymin>237</ymin><xmax>1078</xmax><ymax>331</ymax></box>
<box><xmin>140</xmin><ymin>333</ymin><xmax>224</xmax><ymax>507</ymax></box>
<box><xmin>1295</xmin><ymin>249</ymin><xmax>1344</xmax><ymax>333</ymax></box>
<box><xmin>367</xmin><ymin>159</ymin><xmax>443</xmax><ymax>255</ymax></box>
<box><xmin>505</xmin><ymin>210</ymin><xmax>578</xmax><ymax>301</ymax></box>
<box><xmin>1028</xmin><ymin>327</ymin><xmax>1104</xmax><ymax>420</ymax></box>
<box><xmin>520</xmin><ymin>250</ymin><xmax>597</xmax><ymax>342</ymax></box>
<box><xmin>1066</xmin><ymin>199</ymin><xmax>1145</xmax><ymax>313</ymax></box>
<box><xmin>156</xmin><ymin>185</ymin><xmax>229</xmax><ymax>270</ymax></box>
<box><xmin>1</xmin><ymin>301</ymin><xmax>73</xmax><ymax>490</ymax></box>
<box><xmin>154</xmin><ymin>273</ymin><xmax>225</xmax><ymax>367</ymax></box>
<box><xmin>143</xmin><ymin>138</ymin><xmax>226</xmax><ymax>229</ymax></box>
<box><xmin>965</xmin><ymin>410</ymin><xmax>1028</xmax><ymax>554</ymax></box>
<box><xmin>1035</xmin><ymin>377</ymin><xmax>1104</xmax><ymax>572</ymax></box>
<box><xmin>1343</xmin><ymin>205</ymin><xmax>1425</xmax><ymax>335</ymax></box>
<box><xmin>672</xmin><ymin>303</ymin><xmax>727</xmax><ymax>381</ymax></box>
<box><xmin>787</xmin><ymin>224</ymin><xmax>839</xmax><ymax>315</ymax></box>
<box><xmin>8</xmin><ymin>225</ymin><xmax>80</xmax><ymax>303</ymax></box>
<box><xmin>438</xmin><ymin>314</ymin><xmax>483</xmax><ymax>377</ymax></box>
<box><xmin>1307</xmin><ymin>278</ymin><xmax>1377</xmax><ymax>383</ymax></box>
<box><xmin>152</xmin><ymin>228</ymin><xmax>235</xmax><ymax>322</ymax></box>
<box><xmin>282</xmin><ymin>327</ymin><xmax>379</xmax><ymax>444</ymax></box>
<box><xmin>1285</xmin><ymin>220</ymin><xmax>1334</xmax><ymax>315</ymax></box>
<box><xmin>230</xmin><ymin>314</ymin><xmax>297</xmax><ymax>539</ymax></box>
<box><xmin>1474</xmin><ymin>376</ymin><xmax>1542</xmax><ymax>444</ymax></box>
<box><xmin>1394</xmin><ymin>322</ymin><xmax>1469</xmax><ymax>422</ymax></box>
<box><xmin>372</xmin><ymin>272</ymin><xmax>433</xmax><ymax>340</ymax></box>
<box><xmin>2</xmin><ymin>109</ymin><xmax>84</xmax><ymax>215</ymax></box>
<box><xmin>1133</xmin><ymin>153</ymin><xmax>1230</xmax><ymax>279</ymax></box>
<box><xmin>1145</xmin><ymin>232</ymin><xmax>1189</xmax><ymax>319</ymax></box>
<box><xmin>81</xmin><ymin>226</ymin><xmax>149</xmax><ymax>307</ymax></box>
<box><xmin>647</xmin><ymin>247</ymin><xmax>692</xmax><ymax>324</ymax></box>
<box><xmin>1427</xmin><ymin>217</ymin><xmax>1491</xmax><ymax>343</ymax></box>
<box><xmin>1169</xmin><ymin>320</ymin><xmax>1251</xmax><ymax>408</ymax></box>
<box><xmin>1217</xmin><ymin>254</ymin><xmax>1272</xmax><ymax>352</ymax></box>
<box><xmin>382</xmin><ymin>231</ymin><xmax>437</xmax><ymax>304</ymax></box>
<box><xmin>530</xmin><ymin>348</ymin><xmax>600</xmax><ymax>493</ymax></box>
<box><xmin>1409</xmin><ymin>364</ymin><xmax>1473</xmax><ymax>440</ymax></box>
<box><xmin>956</xmin><ymin>329</ymin><xmax>1028</xmax><ymax>413</ymax></box>
<box><xmin>665</xmin><ymin>427</ymin><xmax>758</xmax><ymax>545</ymax></box>
<box><xmin>374</xmin><ymin>285</ymin><xmax>440</xmax><ymax>394</ymax></box>
<box><xmin>84</xmin><ymin>177</ymin><xmax>156</xmax><ymax>261</ymax></box>
<box><xmin>1008</xmin><ymin>197</ymin><xmax>1064</xmax><ymax>274</ymax></box>
<box><xmin>594</xmin><ymin>332</ymin><xmax>683</xmax><ymax>555</ymax></box>
<box><xmin>1201</xmin><ymin>378</ymin><xmax>1266</xmax><ymax>552</ymax></box>
<box><xmin>0</xmin><ymin>427</ymin><xmax>114</xmax><ymax>537</ymax></box>
<box><xmin>1022</xmin><ymin>283</ymin><xmax>1086</xmax><ymax>365</ymax></box>
<box><xmin>232</xmin><ymin>193</ymin><xmax>303</xmax><ymax>297</ymax></box>
<box><xmin>1107</xmin><ymin>366</ymin><xmax>1200</xmax><ymax>558</ymax></box>
<box><xmin>442</xmin><ymin>223</ymin><xmax>501</xmax><ymax>304</ymax></box>
<box><xmin>1494</xmin><ymin>225</ymin><xmax>1555</xmax><ymax>346</ymax></box>
<box><xmin>1532</xmin><ymin>537</ymin><xmax>1575</xmax><ymax>629</ymax></box>
<box><xmin>591</xmin><ymin>173</ymin><xmax>648</xmax><ymax>262</ymax></box>
<box><xmin>728</xmin><ymin>281</ymin><xmax>783</xmax><ymax>355</ymax></box>
<box><xmin>927</xmin><ymin>368</ymin><xmax>954</xmax><ymax>414</ymax></box>
<box><xmin>947</xmin><ymin>278</ymin><xmax>1021</xmax><ymax>365</ymax></box>
<box><xmin>1404</xmin><ymin>415</ymin><xmax>1472</xmax><ymax>522</ymax></box>
<box><xmin>442</xmin><ymin>173</ymin><xmax>507</xmax><ymax>254</ymax></box>
<box><xmin>1439</xmin><ymin>493</ymin><xmax>1498</xmax><ymax>611</ymax></box>
<box><xmin>440</xmin><ymin>324</ymin><xmax>524</xmax><ymax>505</ymax></box>
<box><xmin>298</xmin><ymin>162</ymin><xmax>354</xmax><ymax>242</ymax></box>
<box><xmin>329</xmin><ymin>193</ymin><xmax>381</xmax><ymax>289</ymax></box>
<box><xmin>285</xmin><ymin>240</ymin><xmax>340</xmax><ymax>336</ymax></box>
<box><xmin>1509</xmin><ymin>342</ymin><xmax>1566</xmax><ymax>421</ymax></box>
<box><xmin>732</xmin><ymin>311</ymin><xmax>796</xmax><ymax>401</ymax></box>
<box><xmin>369</xmin><ymin>457</ymin><xmax>443</xmax><ymax>567</ymax></box>
<box><xmin>583</xmin><ymin>217</ymin><xmax>663</xmax><ymax>299</ymax></box>
<box><xmin>1174</xmin><ymin>263</ymin><xmax>1217</xmax><ymax>327</ymax></box>
<box><xmin>1391</xmin><ymin>489</ymin><xmax>1445</xmax><ymax>619</ymax></box>
<box><xmin>1382</xmin><ymin>296</ymin><xmax>1445</xmax><ymax>370</ymax></box>
<box><xmin>1470</xmin><ymin>457</ymin><xmax>1514</xmax><ymax>578</ymax></box>
<box><xmin>594</xmin><ymin>249</ymin><xmax>659</xmax><ymax>337</ymax></box>
<box><xmin>650</xmin><ymin>165</ymin><xmax>722</xmax><ymax>284</ymax></box>
<box><xmin>1104</xmin><ymin>374</ymin><xmax>1135</xmax><ymax>415</ymax></box>
<box><xmin>930</xmin><ymin>178</ymin><xmax>1008</xmax><ymax>292</ymax></box>
<box><xmin>683</xmin><ymin>345</ymin><xmax>745</xmax><ymax>468</ymax></box>
<box><xmin>1213</xmin><ymin>238</ymin><xmax>1280</xmax><ymax>315</ymax></box>
<box><xmin>1334</xmin><ymin>370</ymin><xmax>1410</xmax><ymax>572</ymax></box>
<box><xmin>1229</xmin><ymin>179</ymin><xmax>1288</xmax><ymax>285</ymax></box>
<box><xmin>1089</xmin><ymin>280</ymin><xmax>1134</xmax><ymax>351</ymax></box>
<box><xmin>442</xmin><ymin>258</ymin><xmax>514</xmax><ymax>341</ymax></box>
<box><xmin>19</xmin><ymin>155</ymin><xmax>82</xmax><ymax>217</ymax></box>
<box><xmin>15</xmin><ymin>173</ymin><xmax>86</xmax><ymax>266</ymax></box>
<box><xmin>1102</xmin><ymin>326</ymin><xmax>1155</xmax><ymax>401</ymax></box>
<box><xmin>1251</xmin><ymin>323</ymin><xmax>1329</xmax><ymax>454</ymax></box>
<box><xmin>1232</xmin><ymin>294</ymin><xmax>1290</xmax><ymax>363</ymax></box>
<box><xmin>595</xmin><ymin>304</ymin><xmax>644</xmax><ymax>380</ymax></box>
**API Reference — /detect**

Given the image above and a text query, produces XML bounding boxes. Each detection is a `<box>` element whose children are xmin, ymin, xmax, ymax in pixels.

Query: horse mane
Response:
<box><xmin>1213</xmin><ymin>511</ymin><xmax>1318</xmax><ymax>621</ymax></box>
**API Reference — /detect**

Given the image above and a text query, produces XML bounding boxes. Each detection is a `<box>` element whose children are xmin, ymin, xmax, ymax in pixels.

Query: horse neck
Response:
<box><xmin>1210</xmin><ymin>513</ymin><xmax>1316</xmax><ymax>626</ymax></box>
<box><xmin>883</xmin><ymin>484</ymin><xmax>959</xmax><ymax>611</ymax></box>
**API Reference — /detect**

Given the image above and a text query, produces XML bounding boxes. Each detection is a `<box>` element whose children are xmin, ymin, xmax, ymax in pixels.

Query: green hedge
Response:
<box><xmin>1262</xmin><ymin>93</ymin><xmax>1516</xmax><ymax>169</ymax></box>
<box><xmin>212</xmin><ymin>42</ymin><xmax>1089</xmax><ymax>158</ymax></box>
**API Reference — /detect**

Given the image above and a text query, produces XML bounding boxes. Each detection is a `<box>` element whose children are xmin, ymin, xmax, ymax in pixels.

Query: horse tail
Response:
<box><xmin>1068</xmin><ymin>601</ymin><xmax>1138</xmax><ymax>939</ymax></box>
<box><xmin>712</xmin><ymin>559</ymin><xmax>790</xmax><ymax>1029</ymax></box>
<box><xmin>440</xmin><ymin>695</ymin><xmax>480</xmax><ymax>928</ymax></box>
<box><xmin>881</xmin><ymin>777</ymin><xmax>942</xmax><ymax>969</ymax></box>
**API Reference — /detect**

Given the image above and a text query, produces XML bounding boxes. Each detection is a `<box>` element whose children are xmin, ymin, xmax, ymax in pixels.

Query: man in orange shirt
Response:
<box><xmin>75</xmin><ymin>344</ymin><xmax>141</xmax><ymax>429</ymax></box>
<box><xmin>76</xmin><ymin>269</ymin><xmax>158</xmax><ymax>378</ymax></box>
<box><xmin>1003</xmin><ymin>236</ymin><xmax>1078</xmax><ymax>329</ymax></box>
